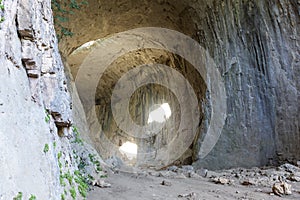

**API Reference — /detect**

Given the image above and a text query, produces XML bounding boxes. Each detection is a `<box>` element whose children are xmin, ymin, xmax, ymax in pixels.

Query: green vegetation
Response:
<box><xmin>58</xmin><ymin>150</ymin><xmax>86</xmax><ymax>199</ymax></box>
<box><xmin>13</xmin><ymin>192</ymin><xmax>37</xmax><ymax>200</ymax></box>
<box><xmin>45</xmin><ymin>110</ymin><xmax>51</xmax><ymax>123</ymax></box>
<box><xmin>88</xmin><ymin>154</ymin><xmax>102</xmax><ymax>173</ymax></box>
<box><xmin>53</xmin><ymin>142</ymin><xmax>57</xmax><ymax>149</ymax></box>
<box><xmin>72</xmin><ymin>126</ymin><xmax>84</xmax><ymax>145</ymax></box>
<box><xmin>74</xmin><ymin>170</ymin><xmax>89</xmax><ymax>198</ymax></box>
<box><xmin>56</xmin><ymin>124</ymin><xmax>105</xmax><ymax>199</ymax></box>
<box><xmin>0</xmin><ymin>0</ymin><xmax>4</xmax><ymax>23</ymax></box>
<box><xmin>58</xmin><ymin>161</ymin><xmax>63</xmax><ymax>169</ymax></box>
<box><xmin>58</xmin><ymin>151</ymin><xmax>62</xmax><ymax>160</ymax></box>
<box><xmin>64</xmin><ymin>171</ymin><xmax>74</xmax><ymax>185</ymax></box>
<box><xmin>59</xmin><ymin>174</ymin><xmax>66</xmax><ymax>186</ymax></box>
<box><xmin>69</xmin><ymin>186</ymin><xmax>76</xmax><ymax>200</ymax></box>
<box><xmin>100</xmin><ymin>174</ymin><xmax>108</xmax><ymax>178</ymax></box>
<box><xmin>57</xmin><ymin>152</ymin><xmax>63</xmax><ymax>169</ymax></box>
<box><xmin>29</xmin><ymin>195</ymin><xmax>36</xmax><ymax>200</ymax></box>
<box><xmin>0</xmin><ymin>0</ymin><xmax>4</xmax><ymax>11</ymax></box>
<box><xmin>77</xmin><ymin>157</ymin><xmax>86</xmax><ymax>170</ymax></box>
<box><xmin>58</xmin><ymin>162</ymin><xmax>91</xmax><ymax>199</ymax></box>
<box><xmin>43</xmin><ymin>143</ymin><xmax>49</xmax><ymax>153</ymax></box>
<box><xmin>57</xmin><ymin>151</ymin><xmax>65</xmax><ymax>185</ymax></box>
<box><xmin>13</xmin><ymin>192</ymin><xmax>23</xmax><ymax>200</ymax></box>
<box><xmin>51</xmin><ymin>0</ymin><xmax>88</xmax><ymax>41</ymax></box>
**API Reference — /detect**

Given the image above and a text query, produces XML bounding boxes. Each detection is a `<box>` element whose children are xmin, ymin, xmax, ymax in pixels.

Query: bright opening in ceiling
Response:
<box><xmin>148</xmin><ymin>103</ymin><xmax>172</xmax><ymax>124</ymax></box>
<box><xmin>119</xmin><ymin>141</ymin><xmax>138</xmax><ymax>161</ymax></box>
<box><xmin>71</xmin><ymin>37</ymin><xmax>109</xmax><ymax>56</ymax></box>
<box><xmin>61</xmin><ymin>0</ymin><xmax>208</xmax><ymax>169</ymax></box>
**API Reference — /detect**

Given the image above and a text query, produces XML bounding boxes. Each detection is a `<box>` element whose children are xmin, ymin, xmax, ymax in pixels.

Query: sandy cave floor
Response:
<box><xmin>87</xmin><ymin>164</ymin><xmax>300</xmax><ymax>200</ymax></box>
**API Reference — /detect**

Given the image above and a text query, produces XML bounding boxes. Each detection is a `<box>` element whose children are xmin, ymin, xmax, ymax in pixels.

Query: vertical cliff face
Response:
<box><xmin>0</xmin><ymin>0</ymin><xmax>76</xmax><ymax>199</ymax></box>
<box><xmin>193</xmin><ymin>0</ymin><xmax>300</xmax><ymax>169</ymax></box>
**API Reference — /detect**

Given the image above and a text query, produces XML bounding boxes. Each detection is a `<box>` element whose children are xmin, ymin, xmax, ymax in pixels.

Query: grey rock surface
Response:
<box><xmin>60</xmin><ymin>0</ymin><xmax>299</xmax><ymax>170</ymax></box>
<box><xmin>0</xmin><ymin>1</ymin><xmax>299</xmax><ymax>199</ymax></box>
<box><xmin>193</xmin><ymin>0</ymin><xmax>300</xmax><ymax>169</ymax></box>
<box><xmin>0</xmin><ymin>0</ymin><xmax>87</xmax><ymax>199</ymax></box>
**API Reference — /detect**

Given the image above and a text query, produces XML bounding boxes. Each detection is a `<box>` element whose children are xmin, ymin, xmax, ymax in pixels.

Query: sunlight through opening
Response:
<box><xmin>119</xmin><ymin>141</ymin><xmax>138</xmax><ymax>160</ymax></box>
<box><xmin>148</xmin><ymin>103</ymin><xmax>172</xmax><ymax>124</ymax></box>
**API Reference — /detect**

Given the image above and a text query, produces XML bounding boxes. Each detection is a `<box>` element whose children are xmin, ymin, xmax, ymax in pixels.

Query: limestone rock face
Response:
<box><xmin>0</xmin><ymin>0</ymin><xmax>74</xmax><ymax>199</ymax></box>
<box><xmin>193</xmin><ymin>0</ymin><xmax>300</xmax><ymax>169</ymax></box>
<box><xmin>60</xmin><ymin>0</ymin><xmax>299</xmax><ymax>170</ymax></box>
<box><xmin>1</xmin><ymin>2</ymin><xmax>299</xmax><ymax>198</ymax></box>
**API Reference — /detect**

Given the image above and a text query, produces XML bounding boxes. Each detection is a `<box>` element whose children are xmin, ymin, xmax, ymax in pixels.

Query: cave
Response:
<box><xmin>56</xmin><ymin>0</ymin><xmax>300</xmax><ymax>170</ymax></box>
<box><xmin>1</xmin><ymin>0</ymin><xmax>300</xmax><ymax>198</ymax></box>
<box><xmin>57</xmin><ymin>0</ymin><xmax>228</xmax><ymax>169</ymax></box>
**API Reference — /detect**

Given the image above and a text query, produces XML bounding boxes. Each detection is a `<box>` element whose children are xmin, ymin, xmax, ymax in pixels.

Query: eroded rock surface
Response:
<box><xmin>0</xmin><ymin>0</ymin><xmax>89</xmax><ymax>199</ymax></box>
<box><xmin>60</xmin><ymin>0</ymin><xmax>300</xmax><ymax>169</ymax></box>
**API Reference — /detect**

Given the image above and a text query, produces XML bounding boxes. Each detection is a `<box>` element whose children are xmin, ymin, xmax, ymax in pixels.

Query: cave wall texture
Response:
<box><xmin>62</xmin><ymin>0</ymin><xmax>300</xmax><ymax>170</ymax></box>
<box><xmin>0</xmin><ymin>0</ymin><xmax>299</xmax><ymax>197</ymax></box>
<box><xmin>0</xmin><ymin>0</ymin><xmax>81</xmax><ymax>199</ymax></box>
<box><xmin>193</xmin><ymin>0</ymin><xmax>300</xmax><ymax>169</ymax></box>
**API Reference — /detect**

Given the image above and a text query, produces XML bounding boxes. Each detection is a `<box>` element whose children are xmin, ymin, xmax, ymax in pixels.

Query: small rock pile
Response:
<box><xmin>208</xmin><ymin>163</ymin><xmax>300</xmax><ymax>196</ymax></box>
<box><xmin>148</xmin><ymin>165</ymin><xmax>207</xmax><ymax>179</ymax></box>
<box><xmin>147</xmin><ymin>163</ymin><xmax>300</xmax><ymax>197</ymax></box>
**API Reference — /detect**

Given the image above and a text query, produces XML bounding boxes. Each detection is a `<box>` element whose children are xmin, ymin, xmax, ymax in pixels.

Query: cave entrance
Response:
<box><xmin>58</xmin><ymin>0</ymin><xmax>208</xmax><ymax>169</ymax></box>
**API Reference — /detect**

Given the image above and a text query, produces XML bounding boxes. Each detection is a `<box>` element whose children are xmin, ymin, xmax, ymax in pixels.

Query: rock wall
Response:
<box><xmin>60</xmin><ymin>0</ymin><xmax>299</xmax><ymax>170</ymax></box>
<box><xmin>193</xmin><ymin>0</ymin><xmax>300</xmax><ymax>169</ymax></box>
<box><xmin>0</xmin><ymin>0</ymin><xmax>77</xmax><ymax>199</ymax></box>
<box><xmin>1</xmin><ymin>2</ymin><xmax>298</xmax><ymax>194</ymax></box>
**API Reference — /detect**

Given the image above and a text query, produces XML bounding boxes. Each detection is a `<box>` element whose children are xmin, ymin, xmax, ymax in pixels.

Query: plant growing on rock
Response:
<box><xmin>69</xmin><ymin>186</ymin><xmax>76</xmax><ymax>199</ymax></box>
<box><xmin>88</xmin><ymin>153</ymin><xmax>102</xmax><ymax>173</ymax></box>
<box><xmin>13</xmin><ymin>192</ymin><xmax>22</xmax><ymax>200</ymax></box>
<box><xmin>44</xmin><ymin>109</ymin><xmax>51</xmax><ymax>123</ymax></box>
<box><xmin>72</xmin><ymin>125</ymin><xmax>84</xmax><ymax>145</ymax></box>
<box><xmin>51</xmin><ymin>0</ymin><xmax>88</xmax><ymax>41</ymax></box>
<box><xmin>43</xmin><ymin>143</ymin><xmax>49</xmax><ymax>153</ymax></box>
<box><xmin>56</xmin><ymin>124</ymin><xmax>105</xmax><ymax>200</ymax></box>
<box><xmin>0</xmin><ymin>0</ymin><xmax>5</xmax><ymax>23</ymax></box>
<box><xmin>29</xmin><ymin>195</ymin><xmax>36</xmax><ymax>200</ymax></box>
<box><xmin>0</xmin><ymin>0</ymin><xmax>4</xmax><ymax>10</ymax></box>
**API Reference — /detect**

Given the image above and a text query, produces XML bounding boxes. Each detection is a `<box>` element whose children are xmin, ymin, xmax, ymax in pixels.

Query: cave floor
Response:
<box><xmin>87</xmin><ymin>164</ymin><xmax>300</xmax><ymax>200</ymax></box>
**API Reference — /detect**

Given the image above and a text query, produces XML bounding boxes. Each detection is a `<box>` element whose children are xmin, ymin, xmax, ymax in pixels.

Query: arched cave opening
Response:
<box><xmin>57</xmin><ymin>0</ymin><xmax>209</xmax><ymax>169</ymax></box>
